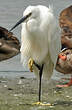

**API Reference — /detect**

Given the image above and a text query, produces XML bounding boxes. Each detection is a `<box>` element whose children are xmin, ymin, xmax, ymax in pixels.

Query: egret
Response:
<box><xmin>10</xmin><ymin>5</ymin><xmax>61</xmax><ymax>104</ymax></box>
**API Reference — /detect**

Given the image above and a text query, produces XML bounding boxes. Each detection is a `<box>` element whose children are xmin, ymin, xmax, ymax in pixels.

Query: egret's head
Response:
<box><xmin>9</xmin><ymin>5</ymin><xmax>53</xmax><ymax>32</ymax></box>
<box><xmin>23</xmin><ymin>6</ymin><xmax>39</xmax><ymax>20</ymax></box>
<box><xmin>9</xmin><ymin>6</ymin><xmax>40</xmax><ymax>31</ymax></box>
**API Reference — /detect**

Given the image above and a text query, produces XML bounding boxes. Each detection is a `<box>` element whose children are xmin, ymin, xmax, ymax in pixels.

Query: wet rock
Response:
<box><xmin>8</xmin><ymin>88</ymin><xmax>13</xmax><ymax>90</ymax></box>
<box><xmin>20</xmin><ymin>76</ymin><xmax>26</xmax><ymax>79</ymax></box>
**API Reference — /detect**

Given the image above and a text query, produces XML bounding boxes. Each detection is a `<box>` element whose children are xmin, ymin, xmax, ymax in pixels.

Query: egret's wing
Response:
<box><xmin>48</xmin><ymin>25</ymin><xmax>61</xmax><ymax>66</ymax></box>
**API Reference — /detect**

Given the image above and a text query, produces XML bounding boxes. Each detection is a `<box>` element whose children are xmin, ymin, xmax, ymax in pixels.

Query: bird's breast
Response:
<box><xmin>21</xmin><ymin>23</ymin><xmax>48</xmax><ymax>64</ymax></box>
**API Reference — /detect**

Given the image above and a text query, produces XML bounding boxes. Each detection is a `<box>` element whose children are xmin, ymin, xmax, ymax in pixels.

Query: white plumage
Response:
<box><xmin>9</xmin><ymin>5</ymin><xmax>61</xmax><ymax>102</ymax></box>
<box><xmin>20</xmin><ymin>5</ymin><xmax>61</xmax><ymax>79</ymax></box>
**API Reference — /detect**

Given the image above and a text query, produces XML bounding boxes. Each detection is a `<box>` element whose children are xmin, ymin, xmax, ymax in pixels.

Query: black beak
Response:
<box><xmin>9</xmin><ymin>13</ymin><xmax>32</xmax><ymax>32</ymax></box>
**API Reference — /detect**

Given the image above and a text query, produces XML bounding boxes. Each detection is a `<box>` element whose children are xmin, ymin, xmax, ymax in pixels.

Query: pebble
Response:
<box><xmin>18</xmin><ymin>80</ymin><xmax>22</xmax><ymax>84</ymax></box>
<box><xmin>4</xmin><ymin>85</ymin><xmax>7</xmax><ymax>88</ymax></box>
<box><xmin>66</xmin><ymin>95</ymin><xmax>70</xmax><ymax>98</ymax></box>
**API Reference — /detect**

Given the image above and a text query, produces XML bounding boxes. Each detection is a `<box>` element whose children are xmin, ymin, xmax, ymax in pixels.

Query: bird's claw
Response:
<box><xmin>32</xmin><ymin>102</ymin><xmax>52</xmax><ymax>106</ymax></box>
<box><xmin>28</xmin><ymin>58</ymin><xmax>34</xmax><ymax>72</ymax></box>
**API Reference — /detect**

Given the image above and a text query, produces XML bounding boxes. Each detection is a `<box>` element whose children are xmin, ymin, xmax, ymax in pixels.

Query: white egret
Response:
<box><xmin>10</xmin><ymin>5</ymin><xmax>61</xmax><ymax>103</ymax></box>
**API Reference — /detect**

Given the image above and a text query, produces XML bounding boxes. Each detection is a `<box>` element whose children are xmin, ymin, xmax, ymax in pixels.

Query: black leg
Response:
<box><xmin>39</xmin><ymin>64</ymin><xmax>44</xmax><ymax>102</ymax></box>
<box><xmin>33</xmin><ymin>61</ymin><xmax>41</xmax><ymax>70</ymax></box>
<box><xmin>33</xmin><ymin>61</ymin><xmax>44</xmax><ymax>102</ymax></box>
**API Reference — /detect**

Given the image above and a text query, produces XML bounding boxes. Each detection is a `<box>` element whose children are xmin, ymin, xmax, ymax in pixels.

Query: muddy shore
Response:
<box><xmin>0</xmin><ymin>72</ymin><xmax>72</xmax><ymax>110</ymax></box>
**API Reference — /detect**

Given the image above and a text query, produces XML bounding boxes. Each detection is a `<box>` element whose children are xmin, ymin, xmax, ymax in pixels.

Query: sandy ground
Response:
<box><xmin>0</xmin><ymin>74</ymin><xmax>72</xmax><ymax>110</ymax></box>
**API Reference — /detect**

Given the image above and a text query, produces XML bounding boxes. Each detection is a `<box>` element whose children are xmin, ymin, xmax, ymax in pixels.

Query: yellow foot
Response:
<box><xmin>32</xmin><ymin>102</ymin><xmax>52</xmax><ymax>106</ymax></box>
<box><xmin>28</xmin><ymin>58</ymin><xmax>34</xmax><ymax>72</ymax></box>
